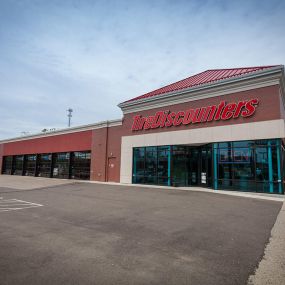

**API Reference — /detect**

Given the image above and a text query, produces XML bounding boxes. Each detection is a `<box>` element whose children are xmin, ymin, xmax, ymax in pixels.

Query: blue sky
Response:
<box><xmin>0</xmin><ymin>0</ymin><xmax>285</xmax><ymax>139</ymax></box>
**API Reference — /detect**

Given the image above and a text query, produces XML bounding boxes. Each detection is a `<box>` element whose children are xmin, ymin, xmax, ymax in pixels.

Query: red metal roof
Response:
<box><xmin>124</xmin><ymin>65</ymin><xmax>279</xmax><ymax>103</ymax></box>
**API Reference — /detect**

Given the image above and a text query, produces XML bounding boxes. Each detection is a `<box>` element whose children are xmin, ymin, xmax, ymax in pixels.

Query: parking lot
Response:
<box><xmin>0</xmin><ymin>176</ymin><xmax>282</xmax><ymax>285</ymax></box>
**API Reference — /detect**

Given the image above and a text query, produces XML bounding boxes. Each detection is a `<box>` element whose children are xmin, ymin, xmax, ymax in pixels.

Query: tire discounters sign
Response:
<box><xmin>131</xmin><ymin>99</ymin><xmax>259</xmax><ymax>131</ymax></box>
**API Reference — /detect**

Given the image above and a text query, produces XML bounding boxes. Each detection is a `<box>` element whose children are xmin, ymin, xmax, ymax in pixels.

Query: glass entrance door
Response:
<box><xmin>171</xmin><ymin>145</ymin><xmax>212</xmax><ymax>187</ymax></box>
<box><xmin>200</xmin><ymin>146</ymin><xmax>212</xmax><ymax>187</ymax></box>
<box><xmin>132</xmin><ymin>144</ymin><xmax>213</xmax><ymax>188</ymax></box>
<box><xmin>188</xmin><ymin>149</ymin><xmax>199</xmax><ymax>186</ymax></box>
<box><xmin>172</xmin><ymin>146</ymin><xmax>188</xmax><ymax>186</ymax></box>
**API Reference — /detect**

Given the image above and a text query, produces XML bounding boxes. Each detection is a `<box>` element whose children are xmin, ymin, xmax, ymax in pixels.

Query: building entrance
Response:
<box><xmin>132</xmin><ymin>144</ymin><xmax>212</xmax><ymax>187</ymax></box>
<box><xmin>172</xmin><ymin>145</ymin><xmax>212</xmax><ymax>187</ymax></box>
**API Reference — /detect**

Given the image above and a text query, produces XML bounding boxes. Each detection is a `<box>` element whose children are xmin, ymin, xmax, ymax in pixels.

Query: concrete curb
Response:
<box><xmin>80</xmin><ymin>180</ymin><xmax>285</xmax><ymax>202</ymax></box>
<box><xmin>248</xmin><ymin>201</ymin><xmax>285</xmax><ymax>285</ymax></box>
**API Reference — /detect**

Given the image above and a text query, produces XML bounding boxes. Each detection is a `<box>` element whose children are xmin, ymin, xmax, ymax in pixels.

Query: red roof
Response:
<box><xmin>124</xmin><ymin>65</ymin><xmax>279</xmax><ymax>103</ymax></box>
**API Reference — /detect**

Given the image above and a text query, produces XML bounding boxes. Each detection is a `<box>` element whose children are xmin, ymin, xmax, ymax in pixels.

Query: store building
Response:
<box><xmin>1</xmin><ymin>65</ymin><xmax>285</xmax><ymax>194</ymax></box>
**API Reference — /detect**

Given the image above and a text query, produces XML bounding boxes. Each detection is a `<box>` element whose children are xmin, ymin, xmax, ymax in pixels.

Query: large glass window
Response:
<box><xmin>219</xmin><ymin>148</ymin><xmax>231</xmax><ymax>163</ymax></box>
<box><xmin>24</xmin><ymin>154</ymin><xmax>37</xmax><ymax>176</ymax></box>
<box><xmin>233</xmin><ymin>163</ymin><xmax>254</xmax><ymax>180</ymax></box>
<box><xmin>2</xmin><ymin>151</ymin><xmax>91</xmax><ymax>181</ymax></box>
<box><xmin>255</xmin><ymin>147</ymin><xmax>269</xmax><ymax>181</ymax></box>
<box><xmin>37</xmin><ymin>154</ymin><xmax>52</xmax><ymax>177</ymax></box>
<box><xmin>145</xmin><ymin>147</ymin><xmax>157</xmax><ymax>184</ymax></box>
<box><xmin>13</xmin><ymin>155</ymin><xmax>24</xmax><ymax>175</ymax></box>
<box><xmin>127</xmin><ymin>140</ymin><xmax>281</xmax><ymax>194</ymax></box>
<box><xmin>132</xmin><ymin>145</ymin><xmax>212</xmax><ymax>187</ymax></box>
<box><xmin>203</xmin><ymin>146</ymin><xmax>212</xmax><ymax>187</ymax></box>
<box><xmin>53</xmin><ymin>152</ymin><xmax>70</xmax><ymax>179</ymax></box>
<box><xmin>232</xmin><ymin>141</ymin><xmax>254</xmax><ymax>148</ymax></box>
<box><xmin>133</xmin><ymin>148</ymin><xmax>145</xmax><ymax>184</ymax></box>
<box><xmin>133</xmin><ymin>146</ymin><xmax>171</xmax><ymax>186</ymax></box>
<box><xmin>281</xmin><ymin>144</ymin><xmax>285</xmax><ymax>193</ymax></box>
<box><xmin>70</xmin><ymin>151</ymin><xmax>91</xmax><ymax>180</ymax></box>
<box><xmin>2</xmin><ymin>156</ymin><xmax>13</xmax><ymax>174</ymax></box>
<box><xmin>172</xmin><ymin>146</ymin><xmax>188</xmax><ymax>186</ymax></box>
<box><xmin>188</xmin><ymin>149</ymin><xmax>199</xmax><ymax>186</ymax></box>
<box><xmin>215</xmin><ymin>139</ymin><xmax>283</xmax><ymax>194</ymax></box>
<box><xmin>157</xmin><ymin>146</ymin><xmax>171</xmax><ymax>186</ymax></box>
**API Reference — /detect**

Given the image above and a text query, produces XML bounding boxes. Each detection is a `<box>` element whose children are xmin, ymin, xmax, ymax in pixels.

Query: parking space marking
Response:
<box><xmin>0</xmin><ymin>198</ymin><xmax>43</xmax><ymax>212</ymax></box>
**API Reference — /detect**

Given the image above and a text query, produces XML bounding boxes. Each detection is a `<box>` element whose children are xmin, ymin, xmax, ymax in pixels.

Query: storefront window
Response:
<box><xmin>133</xmin><ymin>146</ymin><xmax>171</xmax><ymax>186</ymax></box>
<box><xmin>188</xmin><ymin>149</ymin><xmax>199</xmax><ymax>186</ymax></box>
<box><xmin>172</xmin><ymin>146</ymin><xmax>188</xmax><ymax>186</ymax></box>
<box><xmin>37</xmin><ymin>154</ymin><xmax>52</xmax><ymax>177</ymax></box>
<box><xmin>133</xmin><ymin>145</ymin><xmax>212</xmax><ymax>187</ymax></box>
<box><xmin>271</xmin><ymin>147</ymin><xmax>279</xmax><ymax>182</ymax></box>
<box><xmin>157</xmin><ymin>146</ymin><xmax>170</xmax><ymax>186</ymax></box>
<box><xmin>219</xmin><ymin>149</ymin><xmax>230</xmax><ymax>163</ymax></box>
<box><xmin>233</xmin><ymin>163</ymin><xmax>254</xmax><ymax>180</ymax></box>
<box><xmin>218</xmin><ymin>142</ymin><xmax>232</xmax><ymax>148</ymax></box>
<box><xmin>201</xmin><ymin>147</ymin><xmax>212</xmax><ymax>187</ymax></box>
<box><xmin>145</xmin><ymin>147</ymin><xmax>157</xmax><ymax>184</ymax></box>
<box><xmin>218</xmin><ymin>164</ymin><xmax>232</xmax><ymax>180</ymax></box>
<box><xmin>2</xmin><ymin>156</ymin><xmax>13</xmax><ymax>175</ymax></box>
<box><xmin>132</xmin><ymin>140</ymin><xmax>283</xmax><ymax>194</ymax></box>
<box><xmin>13</xmin><ymin>155</ymin><xmax>24</xmax><ymax>175</ymax></box>
<box><xmin>232</xmin><ymin>141</ymin><xmax>254</xmax><ymax>148</ymax></box>
<box><xmin>255</xmin><ymin>147</ymin><xmax>269</xmax><ymax>181</ymax></box>
<box><xmin>233</xmin><ymin>148</ymin><xmax>252</xmax><ymax>163</ymax></box>
<box><xmin>53</xmin><ymin>152</ymin><xmax>70</xmax><ymax>179</ymax></box>
<box><xmin>24</xmin><ymin>154</ymin><xmax>37</xmax><ymax>176</ymax></box>
<box><xmin>133</xmin><ymin>148</ymin><xmax>145</xmax><ymax>184</ymax></box>
<box><xmin>71</xmin><ymin>151</ymin><xmax>91</xmax><ymax>180</ymax></box>
<box><xmin>216</xmin><ymin>139</ymin><xmax>283</xmax><ymax>194</ymax></box>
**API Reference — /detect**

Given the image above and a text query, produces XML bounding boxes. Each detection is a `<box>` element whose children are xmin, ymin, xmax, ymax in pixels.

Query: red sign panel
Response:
<box><xmin>132</xmin><ymin>99</ymin><xmax>259</xmax><ymax>131</ymax></box>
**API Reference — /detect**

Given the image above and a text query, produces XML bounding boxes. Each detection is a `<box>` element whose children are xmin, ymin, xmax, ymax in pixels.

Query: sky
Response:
<box><xmin>0</xmin><ymin>0</ymin><xmax>285</xmax><ymax>139</ymax></box>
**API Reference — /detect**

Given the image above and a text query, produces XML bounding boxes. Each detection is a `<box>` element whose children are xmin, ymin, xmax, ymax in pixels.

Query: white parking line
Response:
<box><xmin>0</xmin><ymin>198</ymin><xmax>43</xmax><ymax>212</ymax></box>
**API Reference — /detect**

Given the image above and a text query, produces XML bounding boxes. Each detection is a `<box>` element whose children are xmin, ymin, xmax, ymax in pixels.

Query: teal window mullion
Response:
<box><xmin>268</xmin><ymin>141</ymin><xmax>273</xmax><ymax>193</ymax></box>
<box><xmin>168</xmin><ymin>146</ymin><xmax>171</xmax><ymax>186</ymax></box>
<box><xmin>213</xmin><ymin>143</ymin><xmax>218</xmax><ymax>190</ymax></box>
<box><xmin>276</xmin><ymin>140</ymin><xmax>282</xmax><ymax>194</ymax></box>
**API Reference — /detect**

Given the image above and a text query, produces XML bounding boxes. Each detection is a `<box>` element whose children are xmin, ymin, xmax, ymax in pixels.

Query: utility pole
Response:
<box><xmin>67</xmin><ymin>108</ymin><xmax>73</xmax><ymax>127</ymax></box>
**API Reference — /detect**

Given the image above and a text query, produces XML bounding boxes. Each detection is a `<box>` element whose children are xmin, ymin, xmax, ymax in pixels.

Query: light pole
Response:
<box><xmin>67</xmin><ymin>108</ymin><xmax>73</xmax><ymax>127</ymax></box>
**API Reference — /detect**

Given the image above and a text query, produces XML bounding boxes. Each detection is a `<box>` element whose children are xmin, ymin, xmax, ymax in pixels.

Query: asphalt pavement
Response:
<box><xmin>0</xmin><ymin>177</ymin><xmax>282</xmax><ymax>285</ymax></box>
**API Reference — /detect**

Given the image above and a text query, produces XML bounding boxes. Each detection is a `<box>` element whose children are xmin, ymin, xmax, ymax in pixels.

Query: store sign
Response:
<box><xmin>131</xmin><ymin>98</ymin><xmax>259</xmax><ymax>131</ymax></box>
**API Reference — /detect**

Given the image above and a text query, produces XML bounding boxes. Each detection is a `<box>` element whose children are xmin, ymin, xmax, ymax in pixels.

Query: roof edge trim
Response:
<box><xmin>0</xmin><ymin>119</ymin><xmax>122</xmax><ymax>144</ymax></box>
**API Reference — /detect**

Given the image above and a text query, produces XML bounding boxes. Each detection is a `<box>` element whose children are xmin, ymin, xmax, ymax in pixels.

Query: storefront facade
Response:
<box><xmin>1</xmin><ymin>65</ymin><xmax>285</xmax><ymax>194</ymax></box>
<box><xmin>131</xmin><ymin>139</ymin><xmax>283</xmax><ymax>194</ymax></box>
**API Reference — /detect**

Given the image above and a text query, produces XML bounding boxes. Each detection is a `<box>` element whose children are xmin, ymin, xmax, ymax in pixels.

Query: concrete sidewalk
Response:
<box><xmin>248</xmin><ymin>201</ymin><xmax>285</xmax><ymax>285</ymax></box>
<box><xmin>0</xmin><ymin>175</ymin><xmax>75</xmax><ymax>190</ymax></box>
<box><xmin>1</xmin><ymin>175</ymin><xmax>284</xmax><ymax>202</ymax></box>
<box><xmin>84</xmin><ymin>180</ymin><xmax>285</xmax><ymax>202</ymax></box>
